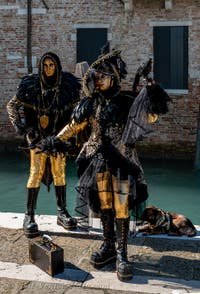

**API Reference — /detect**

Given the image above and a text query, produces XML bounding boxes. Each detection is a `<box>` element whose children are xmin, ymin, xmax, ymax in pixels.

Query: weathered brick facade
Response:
<box><xmin>0</xmin><ymin>0</ymin><xmax>200</xmax><ymax>158</ymax></box>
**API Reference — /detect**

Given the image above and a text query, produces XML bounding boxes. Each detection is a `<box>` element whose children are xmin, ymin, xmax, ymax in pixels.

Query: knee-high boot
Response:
<box><xmin>90</xmin><ymin>209</ymin><xmax>116</xmax><ymax>268</ymax></box>
<box><xmin>115</xmin><ymin>218</ymin><xmax>133</xmax><ymax>281</ymax></box>
<box><xmin>55</xmin><ymin>185</ymin><xmax>77</xmax><ymax>230</ymax></box>
<box><xmin>23</xmin><ymin>188</ymin><xmax>40</xmax><ymax>238</ymax></box>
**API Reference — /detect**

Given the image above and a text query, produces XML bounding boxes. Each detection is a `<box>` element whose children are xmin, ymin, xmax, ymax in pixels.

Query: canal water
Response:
<box><xmin>0</xmin><ymin>151</ymin><xmax>200</xmax><ymax>224</ymax></box>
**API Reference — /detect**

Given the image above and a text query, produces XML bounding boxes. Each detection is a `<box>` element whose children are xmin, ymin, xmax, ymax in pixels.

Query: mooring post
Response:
<box><xmin>194</xmin><ymin>104</ymin><xmax>200</xmax><ymax>169</ymax></box>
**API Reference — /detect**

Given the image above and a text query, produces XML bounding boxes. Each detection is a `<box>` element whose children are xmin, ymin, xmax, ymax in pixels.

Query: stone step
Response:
<box><xmin>0</xmin><ymin>261</ymin><xmax>200</xmax><ymax>294</ymax></box>
<box><xmin>128</xmin><ymin>235</ymin><xmax>200</xmax><ymax>281</ymax></box>
<box><xmin>1</xmin><ymin>212</ymin><xmax>200</xmax><ymax>282</ymax></box>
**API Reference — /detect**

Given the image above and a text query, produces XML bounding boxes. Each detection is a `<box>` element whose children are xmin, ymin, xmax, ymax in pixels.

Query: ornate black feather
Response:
<box><xmin>16</xmin><ymin>74</ymin><xmax>40</xmax><ymax>102</ymax></box>
<box><xmin>99</xmin><ymin>42</ymin><xmax>110</xmax><ymax>56</ymax></box>
<box><xmin>71</xmin><ymin>96</ymin><xmax>93</xmax><ymax>123</ymax></box>
<box><xmin>147</xmin><ymin>84</ymin><xmax>171</xmax><ymax>114</ymax></box>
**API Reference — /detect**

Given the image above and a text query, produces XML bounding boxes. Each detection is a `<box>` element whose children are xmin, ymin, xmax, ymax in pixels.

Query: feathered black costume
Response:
<box><xmin>7</xmin><ymin>52</ymin><xmax>81</xmax><ymax>237</ymax></box>
<box><xmin>8</xmin><ymin>52</ymin><xmax>80</xmax><ymax>156</ymax></box>
<box><xmin>54</xmin><ymin>49</ymin><xmax>170</xmax><ymax>280</ymax></box>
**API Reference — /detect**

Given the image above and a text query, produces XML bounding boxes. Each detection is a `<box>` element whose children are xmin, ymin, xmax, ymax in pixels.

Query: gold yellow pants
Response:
<box><xmin>27</xmin><ymin>149</ymin><xmax>66</xmax><ymax>188</ymax></box>
<box><xmin>96</xmin><ymin>171</ymin><xmax>129</xmax><ymax>219</ymax></box>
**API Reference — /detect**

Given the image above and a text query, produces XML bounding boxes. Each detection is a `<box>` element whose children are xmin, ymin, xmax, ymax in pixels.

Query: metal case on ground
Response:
<box><xmin>29</xmin><ymin>236</ymin><xmax>64</xmax><ymax>276</ymax></box>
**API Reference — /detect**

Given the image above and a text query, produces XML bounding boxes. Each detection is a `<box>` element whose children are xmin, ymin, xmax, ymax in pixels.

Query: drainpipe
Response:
<box><xmin>27</xmin><ymin>0</ymin><xmax>32</xmax><ymax>74</ymax></box>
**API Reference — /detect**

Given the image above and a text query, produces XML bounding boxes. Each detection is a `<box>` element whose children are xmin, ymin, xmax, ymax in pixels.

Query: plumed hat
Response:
<box><xmin>82</xmin><ymin>46</ymin><xmax>127</xmax><ymax>96</ymax></box>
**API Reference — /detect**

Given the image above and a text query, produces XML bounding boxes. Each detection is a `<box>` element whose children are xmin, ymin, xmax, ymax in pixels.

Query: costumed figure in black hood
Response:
<box><xmin>38</xmin><ymin>48</ymin><xmax>170</xmax><ymax>281</ymax></box>
<box><xmin>7</xmin><ymin>52</ymin><xmax>81</xmax><ymax>238</ymax></box>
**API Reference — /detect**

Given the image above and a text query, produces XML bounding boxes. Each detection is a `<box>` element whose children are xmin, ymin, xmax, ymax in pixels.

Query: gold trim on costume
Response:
<box><xmin>148</xmin><ymin>113</ymin><xmax>158</xmax><ymax>123</ymax></box>
<box><xmin>90</xmin><ymin>50</ymin><xmax>121</xmax><ymax>70</ymax></box>
<box><xmin>27</xmin><ymin>149</ymin><xmax>47</xmax><ymax>188</ymax></box>
<box><xmin>40</xmin><ymin>114</ymin><xmax>49</xmax><ymax>129</ymax></box>
<box><xmin>57</xmin><ymin>119</ymin><xmax>88</xmax><ymax>141</ymax></box>
<box><xmin>27</xmin><ymin>149</ymin><xmax>66</xmax><ymax>188</ymax></box>
<box><xmin>50</xmin><ymin>153</ymin><xmax>66</xmax><ymax>186</ymax></box>
<box><xmin>112</xmin><ymin>175</ymin><xmax>129</xmax><ymax>219</ymax></box>
<box><xmin>96</xmin><ymin>172</ymin><xmax>113</xmax><ymax>210</ymax></box>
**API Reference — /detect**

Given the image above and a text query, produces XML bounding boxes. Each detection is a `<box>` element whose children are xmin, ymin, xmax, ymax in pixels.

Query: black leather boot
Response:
<box><xmin>23</xmin><ymin>188</ymin><xmax>40</xmax><ymax>238</ymax></box>
<box><xmin>90</xmin><ymin>209</ymin><xmax>116</xmax><ymax>268</ymax></box>
<box><xmin>55</xmin><ymin>185</ymin><xmax>77</xmax><ymax>230</ymax></box>
<box><xmin>115</xmin><ymin>218</ymin><xmax>133</xmax><ymax>281</ymax></box>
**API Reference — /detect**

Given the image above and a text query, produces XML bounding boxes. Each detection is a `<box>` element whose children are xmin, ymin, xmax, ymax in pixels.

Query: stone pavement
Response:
<box><xmin>0</xmin><ymin>212</ymin><xmax>200</xmax><ymax>294</ymax></box>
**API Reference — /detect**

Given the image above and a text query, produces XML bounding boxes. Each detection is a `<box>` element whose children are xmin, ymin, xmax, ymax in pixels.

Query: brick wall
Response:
<box><xmin>0</xmin><ymin>0</ymin><xmax>200</xmax><ymax>157</ymax></box>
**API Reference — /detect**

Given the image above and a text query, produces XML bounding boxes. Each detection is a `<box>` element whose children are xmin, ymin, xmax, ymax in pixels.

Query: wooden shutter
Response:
<box><xmin>77</xmin><ymin>28</ymin><xmax>107</xmax><ymax>65</ymax></box>
<box><xmin>153</xmin><ymin>26</ymin><xmax>188</xmax><ymax>89</ymax></box>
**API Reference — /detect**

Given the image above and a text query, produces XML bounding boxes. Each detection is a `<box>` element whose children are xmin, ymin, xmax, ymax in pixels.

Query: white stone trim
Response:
<box><xmin>108</xmin><ymin>32</ymin><xmax>112</xmax><ymax>41</ymax></box>
<box><xmin>6</xmin><ymin>53</ymin><xmax>22</xmax><ymax>60</ymax></box>
<box><xmin>166</xmin><ymin>89</ymin><xmax>189</xmax><ymax>95</ymax></box>
<box><xmin>0</xmin><ymin>212</ymin><xmax>199</xmax><ymax>240</ymax></box>
<box><xmin>165</xmin><ymin>0</ymin><xmax>173</xmax><ymax>10</ymax></box>
<box><xmin>72</xmin><ymin>24</ymin><xmax>110</xmax><ymax>41</ymax></box>
<box><xmin>74</xmin><ymin>24</ymin><xmax>110</xmax><ymax>29</ymax></box>
<box><xmin>17</xmin><ymin>68</ymin><xmax>38</xmax><ymax>74</ymax></box>
<box><xmin>124</xmin><ymin>0</ymin><xmax>134</xmax><ymax>13</ymax></box>
<box><xmin>1</xmin><ymin>261</ymin><xmax>200</xmax><ymax>292</ymax></box>
<box><xmin>70</xmin><ymin>33</ymin><xmax>76</xmax><ymax>42</ymax></box>
<box><xmin>17</xmin><ymin>8</ymin><xmax>47</xmax><ymax>15</ymax></box>
<box><xmin>149</xmin><ymin>20</ymin><xmax>192</xmax><ymax>27</ymax></box>
<box><xmin>0</xmin><ymin>5</ymin><xmax>19</xmax><ymax>10</ymax></box>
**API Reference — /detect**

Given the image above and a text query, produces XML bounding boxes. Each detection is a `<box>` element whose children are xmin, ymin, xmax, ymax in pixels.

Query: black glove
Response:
<box><xmin>36</xmin><ymin>136</ymin><xmax>67</xmax><ymax>156</ymax></box>
<box><xmin>16</xmin><ymin>122</ymin><xmax>39</xmax><ymax>149</ymax></box>
<box><xmin>25</xmin><ymin>127</ymin><xmax>40</xmax><ymax>149</ymax></box>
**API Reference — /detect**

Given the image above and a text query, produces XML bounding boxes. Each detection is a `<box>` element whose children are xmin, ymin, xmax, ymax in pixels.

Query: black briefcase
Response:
<box><xmin>29</xmin><ymin>235</ymin><xmax>64</xmax><ymax>276</ymax></box>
